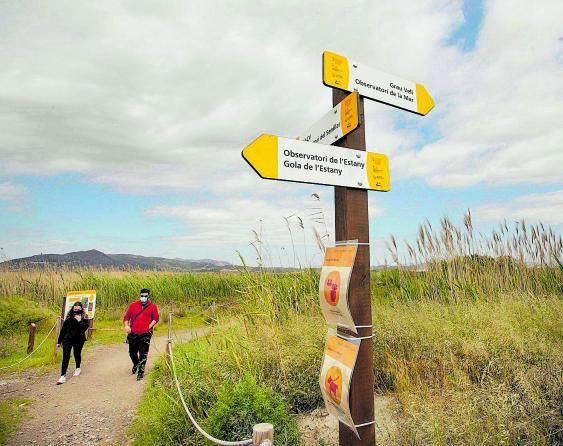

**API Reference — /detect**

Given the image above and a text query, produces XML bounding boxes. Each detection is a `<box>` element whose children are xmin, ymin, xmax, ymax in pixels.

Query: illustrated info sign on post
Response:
<box><xmin>320</xmin><ymin>333</ymin><xmax>361</xmax><ymax>438</ymax></box>
<box><xmin>242</xmin><ymin>135</ymin><xmax>390</xmax><ymax>191</ymax></box>
<box><xmin>65</xmin><ymin>290</ymin><xmax>97</xmax><ymax>319</ymax></box>
<box><xmin>323</xmin><ymin>50</ymin><xmax>435</xmax><ymax>116</ymax></box>
<box><xmin>298</xmin><ymin>92</ymin><xmax>359</xmax><ymax>145</ymax></box>
<box><xmin>319</xmin><ymin>244</ymin><xmax>358</xmax><ymax>333</ymax></box>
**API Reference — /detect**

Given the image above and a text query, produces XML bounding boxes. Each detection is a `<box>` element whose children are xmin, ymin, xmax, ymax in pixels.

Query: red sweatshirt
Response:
<box><xmin>123</xmin><ymin>301</ymin><xmax>159</xmax><ymax>335</ymax></box>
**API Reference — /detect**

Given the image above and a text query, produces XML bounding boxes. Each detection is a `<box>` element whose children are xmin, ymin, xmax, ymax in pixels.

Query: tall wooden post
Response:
<box><xmin>333</xmin><ymin>89</ymin><xmax>375</xmax><ymax>445</ymax></box>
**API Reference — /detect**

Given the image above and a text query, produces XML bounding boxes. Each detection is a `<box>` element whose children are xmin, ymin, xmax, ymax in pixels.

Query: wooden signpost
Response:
<box><xmin>332</xmin><ymin>88</ymin><xmax>375</xmax><ymax>445</ymax></box>
<box><xmin>242</xmin><ymin>50</ymin><xmax>434</xmax><ymax>446</ymax></box>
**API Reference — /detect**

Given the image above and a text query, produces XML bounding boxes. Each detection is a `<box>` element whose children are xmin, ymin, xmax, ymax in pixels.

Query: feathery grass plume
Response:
<box><xmin>382</xmin><ymin>212</ymin><xmax>562</xmax><ymax>303</ymax></box>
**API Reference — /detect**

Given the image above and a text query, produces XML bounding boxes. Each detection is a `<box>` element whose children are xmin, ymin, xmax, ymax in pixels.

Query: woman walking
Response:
<box><xmin>56</xmin><ymin>301</ymin><xmax>89</xmax><ymax>385</ymax></box>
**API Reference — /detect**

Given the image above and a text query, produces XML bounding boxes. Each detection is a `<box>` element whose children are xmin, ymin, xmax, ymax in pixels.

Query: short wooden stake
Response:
<box><xmin>53</xmin><ymin>317</ymin><xmax>62</xmax><ymax>358</ymax></box>
<box><xmin>27</xmin><ymin>323</ymin><xmax>36</xmax><ymax>354</ymax></box>
<box><xmin>163</xmin><ymin>313</ymin><xmax>172</xmax><ymax>379</ymax></box>
<box><xmin>87</xmin><ymin>318</ymin><xmax>94</xmax><ymax>340</ymax></box>
<box><xmin>252</xmin><ymin>423</ymin><xmax>273</xmax><ymax>446</ymax></box>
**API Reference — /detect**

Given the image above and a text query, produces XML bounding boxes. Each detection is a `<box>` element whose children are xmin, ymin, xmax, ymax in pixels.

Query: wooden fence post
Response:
<box><xmin>87</xmin><ymin>318</ymin><xmax>94</xmax><ymax>340</ymax></box>
<box><xmin>252</xmin><ymin>423</ymin><xmax>274</xmax><ymax>446</ymax></box>
<box><xmin>53</xmin><ymin>317</ymin><xmax>62</xmax><ymax>358</ymax></box>
<box><xmin>163</xmin><ymin>313</ymin><xmax>172</xmax><ymax>379</ymax></box>
<box><xmin>27</xmin><ymin>323</ymin><xmax>36</xmax><ymax>354</ymax></box>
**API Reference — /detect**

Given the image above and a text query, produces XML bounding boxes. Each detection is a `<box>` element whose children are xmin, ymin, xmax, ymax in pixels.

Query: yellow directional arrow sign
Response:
<box><xmin>323</xmin><ymin>50</ymin><xmax>434</xmax><ymax>116</ymax></box>
<box><xmin>242</xmin><ymin>134</ymin><xmax>390</xmax><ymax>191</ymax></box>
<box><xmin>298</xmin><ymin>92</ymin><xmax>359</xmax><ymax>145</ymax></box>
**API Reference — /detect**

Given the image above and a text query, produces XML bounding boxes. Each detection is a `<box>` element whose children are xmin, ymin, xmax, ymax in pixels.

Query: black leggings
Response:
<box><xmin>61</xmin><ymin>341</ymin><xmax>84</xmax><ymax>375</ymax></box>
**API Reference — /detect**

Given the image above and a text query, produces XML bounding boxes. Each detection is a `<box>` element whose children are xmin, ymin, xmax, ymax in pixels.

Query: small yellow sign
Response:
<box><xmin>366</xmin><ymin>153</ymin><xmax>391</xmax><ymax>191</ymax></box>
<box><xmin>339</xmin><ymin>91</ymin><xmax>358</xmax><ymax>135</ymax></box>
<box><xmin>323</xmin><ymin>51</ymin><xmax>350</xmax><ymax>90</ymax></box>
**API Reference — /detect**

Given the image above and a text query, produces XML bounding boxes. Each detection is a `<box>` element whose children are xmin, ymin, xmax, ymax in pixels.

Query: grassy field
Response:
<box><xmin>0</xmin><ymin>398</ymin><xmax>30</xmax><ymax>444</ymax></box>
<box><xmin>1</xmin><ymin>215</ymin><xmax>562</xmax><ymax>445</ymax></box>
<box><xmin>0</xmin><ymin>271</ymin><xmax>232</xmax><ymax>371</ymax></box>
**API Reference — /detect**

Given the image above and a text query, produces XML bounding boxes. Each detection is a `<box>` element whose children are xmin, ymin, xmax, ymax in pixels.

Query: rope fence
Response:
<box><xmin>0</xmin><ymin>313</ymin><xmax>274</xmax><ymax>444</ymax></box>
<box><xmin>0</xmin><ymin>318</ymin><xmax>59</xmax><ymax>371</ymax></box>
<box><xmin>166</xmin><ymin>314</ymin><xmax>274</xmax><ymax>446</ymax></box>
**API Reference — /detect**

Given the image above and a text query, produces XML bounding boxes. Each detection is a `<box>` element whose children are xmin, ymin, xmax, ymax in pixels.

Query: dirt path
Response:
<box><xmin>1</xmin><ymin>328</ymin><xmax>206</xmax><ymax>446</ymax></box>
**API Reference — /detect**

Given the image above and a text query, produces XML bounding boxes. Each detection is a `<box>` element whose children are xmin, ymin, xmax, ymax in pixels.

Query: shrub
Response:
<box><xmin>205</xmin><ymin>374</ymin><xmax>300</xmax><ymax>446</ymax></box>
<box><xmin>0</xmin><ymin>296</ymin><xmax>55</xmax><ymax>335</ymax></box>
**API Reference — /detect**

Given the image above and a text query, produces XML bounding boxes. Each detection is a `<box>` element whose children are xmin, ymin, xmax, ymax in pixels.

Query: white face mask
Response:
<box><xmin>140</xmin><ymin>296</ymin><xmax>148</xmax><ymax>304</ymax></box>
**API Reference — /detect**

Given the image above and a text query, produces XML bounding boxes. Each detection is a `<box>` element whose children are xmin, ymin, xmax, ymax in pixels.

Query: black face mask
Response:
<box><xmin>73</xmin><ymin>309</ymin><xmax>82</xmax><ymax>314</ymax></box>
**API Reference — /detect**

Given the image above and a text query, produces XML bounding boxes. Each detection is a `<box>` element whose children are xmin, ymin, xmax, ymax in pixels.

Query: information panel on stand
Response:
<box><xmin>64</xmin><ymin>290</ymin><xmax>97</xmax><ymax>319</ymax></box>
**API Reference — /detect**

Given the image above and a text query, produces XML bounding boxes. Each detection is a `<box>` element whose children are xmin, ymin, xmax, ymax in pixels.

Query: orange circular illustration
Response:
<box><xmin>324</xmin><ymin>271</ymin><xmax>341</xmax><ymax>306</ymax></box>
<box><xmin>324</xmin><ymin>366</ymin><xmax>343</xmax><ymax>404</ymax></box>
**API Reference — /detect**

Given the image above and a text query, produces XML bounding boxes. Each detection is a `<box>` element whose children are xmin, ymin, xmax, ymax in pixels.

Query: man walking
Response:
<box><xmin>123</xmin><ymin>288</ymin><xmax>159</xmax><ymax>380</ymax></box>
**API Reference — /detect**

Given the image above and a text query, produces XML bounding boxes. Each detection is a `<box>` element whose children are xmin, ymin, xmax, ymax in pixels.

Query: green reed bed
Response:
<box><xmin>372</xmin><ymin>294</ymin><xmax>563</xmax><ymax>445</ymax></box>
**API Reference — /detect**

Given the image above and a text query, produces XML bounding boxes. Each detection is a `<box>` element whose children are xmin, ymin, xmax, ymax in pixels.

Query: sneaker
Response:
<box><xmin>131</xmin><ymin>364</ymin><xmax>138</xmax><ymax>374</ymax></box>
<box><xmin>56</xmin><ymin>375</ymin><xmax>66</xmax><ymax>385</ymax></box>
<box><xmin>136</xmin><ymin>372</ymin><xmax>144</xmax><ymax>381</ymax></box>
<box><xmin>73</xmin><ymin>368</ymin><xmax>81</xmax><ymax>377</ymax></box>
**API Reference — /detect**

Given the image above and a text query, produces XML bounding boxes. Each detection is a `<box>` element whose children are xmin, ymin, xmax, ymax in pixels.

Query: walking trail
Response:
<box><xmin>1</xmin><ymin>328</ymin><xmax>206</xmax><ymax>446</ymax></box>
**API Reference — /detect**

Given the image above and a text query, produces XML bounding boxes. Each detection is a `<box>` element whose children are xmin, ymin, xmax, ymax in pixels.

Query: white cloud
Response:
<box><xmin>473</xmin><ymin>190</ymin><xmax>563</xmax><ymax>224</ymax></box>
<box><xmin>145</xmin><ymin>193</ymin><xmax>336</xmax><ymax>265</ymax></box>
<box><xmin>397</xmin><ymin>0</ymin><xmax>563</xmax><ymax>186</ymax></box>
<box><xmin>0</xmin><ymin>0</ymin><xmax>461</xmax><ymax>194</ymax></box>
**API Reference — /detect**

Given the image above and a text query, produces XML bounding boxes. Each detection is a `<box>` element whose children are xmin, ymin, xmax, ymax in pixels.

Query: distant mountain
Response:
<box><xmin>0</xmin><ymin>249</ymin><xmax>234</xmax><ymax>271</ymax></box>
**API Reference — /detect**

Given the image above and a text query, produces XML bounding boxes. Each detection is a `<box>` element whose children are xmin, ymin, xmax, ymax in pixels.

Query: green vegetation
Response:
<box><xmin>131</xmin><ymin>214</ymin><xmax>561</xmax><ymax>446</ymax></box>
<box><xmin>0</xmin><ymin>398</ymin><xmax>29</xmax><ymax>444</ymax></box>
<box><xmin>0</xmin><ymin>270</ymin><xmax>246</xmax><ymax>309</ymax></box>
<box><xmin>0</xmin><ymin>297</ymin><xmax>57</xmax><ymax>371</ymax></box>
<box><xmin>1</xmin><ymin>214</ymin><xmax>562</xmax><ymax>445</ymax></box>
<box><xmin>373</xmin><ymin>295</ymin><xmax>562</xmax><ymax>445</ymax></box>
<box><xmin>206</xmin><ymin>375</ymin><xmax>300</xmax><ymax>445</ymax></box>
<box><xmin>0</xmin><ymin>271</ymin><xmax>237</xmax><ymax>370</ymax></box>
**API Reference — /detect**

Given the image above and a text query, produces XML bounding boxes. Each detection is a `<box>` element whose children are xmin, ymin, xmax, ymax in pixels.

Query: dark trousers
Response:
<box><xmin>61</xmin><ymin>341</ymin><xmax>84</xmax><ymax>375</ymax></box>
<box><xmin>127</xmin><ymin>333</ymin><xmax>151</xmax><ymax>373</ymax></box>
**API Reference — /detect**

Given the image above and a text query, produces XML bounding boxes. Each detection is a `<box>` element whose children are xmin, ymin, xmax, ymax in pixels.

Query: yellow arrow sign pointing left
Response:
<box><xmin>242</xmin><ymin>134</ymin><xmax>390</xmax><ymax>191</ymax></box>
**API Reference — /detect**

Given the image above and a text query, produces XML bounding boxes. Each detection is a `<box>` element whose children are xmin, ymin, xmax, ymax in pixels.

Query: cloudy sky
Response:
<box><xmin>0</xmin><ymin>0</ymin><xmax>561</xmax><ymax>266</ymax></box>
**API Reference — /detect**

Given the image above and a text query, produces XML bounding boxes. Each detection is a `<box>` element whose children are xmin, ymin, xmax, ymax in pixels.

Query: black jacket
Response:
<box><xmin>58</xmin><ymin>315</ymin><xmax>89</xmax><ymax>344</ymax></box>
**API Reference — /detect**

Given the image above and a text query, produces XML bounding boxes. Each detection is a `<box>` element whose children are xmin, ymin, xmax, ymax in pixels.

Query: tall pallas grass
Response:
<box><xmin>381</xmin><ymin>211</ymin><xmax>563</xmax><ymax>302</ymax></box>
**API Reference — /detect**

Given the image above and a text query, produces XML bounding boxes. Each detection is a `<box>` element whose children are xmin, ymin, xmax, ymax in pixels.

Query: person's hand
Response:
<box><xmin>56</xmin><ymin>343</ymin><xmax>60</xmax><ymax>348</ymax></box>
<box><xmin>125</xmin><ymin>325</ymin><xmax>131</xmax><ymax>334</ymax></box>
<box><xmin>74</xmin><ymin>314</ymin><xmax>82</xmax><ymax>321</ymax></box>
